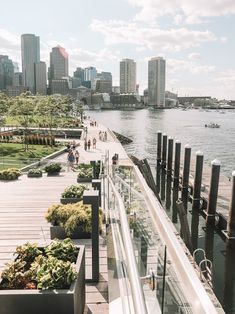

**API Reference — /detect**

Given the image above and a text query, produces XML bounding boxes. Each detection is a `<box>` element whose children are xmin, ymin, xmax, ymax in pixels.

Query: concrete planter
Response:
<box><xmin>0</xmin><ymin>245</ymin><xmax>85</xmax><ymax>314</ymax></box>
<box><xmin>50</xmin><ymin>225</ymin><xmax>91</xmax><ymax>239</ymax></box>
<box><xmin>27</xmin><ymin>173</ymin><xmax>43</xmax><ymax>178</ymax></box>
<box><xmin>77</xmin><ymin>177</ymin><xmax>92</xmax><ymax>183</ymax></box>
<box><xmin>60</xmin><ymin>197</ymin><xmax>82</xmax><ymax>205</ymax></box>
<box><xmin>47</xmin><ymin>172</ymin><xmax>60</xmax><ymax>176</ymax></box>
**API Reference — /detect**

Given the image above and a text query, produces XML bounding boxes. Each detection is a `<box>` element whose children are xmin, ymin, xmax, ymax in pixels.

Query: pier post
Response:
<box><xmin>206</xmin><ymin>159</ymin><xmax>221</xmax><ymax>223</ymax></box>
<box><xmin>161</xmin><ymin>134</ymin><xmax>167</xmax><ymax>168</ymax></box>
<box><xmin>173</xmin><ymin>140</ymin><xmax>181</xmax><ymax>182</ymax></box>
<box><xmin>182</xmin><ymin>144</ymin><xmax>191</xmax><ymax>200</ymax></box>
<box><xmin>167</xmin><ymin>137</ymin><xmax>173</xmax><ymax>175</ymax></box>
<box><xmin>92</xmin><ymin>179</ymin><xmax>102</xmax><ymax>206</ymax></box>
<box><xmin>83</xmin><ymin>190</ymin><xmax>100</xmax><ymax>282</ymax></box>
<box><xmin>157</xmin><ymin>131</ymin><xmax>162</xmax><ymax>164</ymax></box>
<box><xmin>227</xmin><ymin>171</ymin><xmax>235</xmax><ymax>238</ymax></box>
<box><xmin>192</xmin><ymin>151</ymin><xmax>204</xmax><ymax>212</ymax></box>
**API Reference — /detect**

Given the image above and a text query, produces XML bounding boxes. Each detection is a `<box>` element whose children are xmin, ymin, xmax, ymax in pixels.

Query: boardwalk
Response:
<box><xmin>0</xmin><ymin>120</ymin><xmax>132</xmax><ymax>313</ymax></box>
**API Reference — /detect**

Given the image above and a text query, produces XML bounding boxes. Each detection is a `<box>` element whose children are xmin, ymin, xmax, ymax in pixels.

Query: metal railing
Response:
<box><xmin>107</xmin><ymin>175</ymin><xmax>148</xmax><ymax>314</ymax></box>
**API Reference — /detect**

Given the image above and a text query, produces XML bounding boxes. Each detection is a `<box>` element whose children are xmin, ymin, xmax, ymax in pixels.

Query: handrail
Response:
<box><xmin>132</xmin><ymin>165</ymin><xmax>221</xmax><ymax>314</ymax></box>
<box><xmin>107</xmin><ymin>175</ymin><xmax>148</xmax><ymax>314</ymax></box>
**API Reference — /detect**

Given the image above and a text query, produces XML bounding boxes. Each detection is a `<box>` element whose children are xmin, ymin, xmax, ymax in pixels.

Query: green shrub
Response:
<box><xmin>28</xmin><ymin>168</ymin><xmax>42</xmax><ymax>175</ymax></box>
<box><xmin>77</xmin><ymin>168</ymin><xmax>92</xmax><ymax>179</ymax></box>
<box><xmin>0</xmin><ymin>168</ymin><xmax>22</xmax><ymax>180</ymax></box>
<box><xmin>61</xmin><ymin>184</ymin><xmax>87</xmax><ymax>199</ymax></box>
<box><xmin>45</xmin><ymin>201</ymin><xmax>102</xmax><ymax>236</ymax></box>
<box><xmin>44</xmin><ymin>163</ymin><xmax>62</xmax><ymax>174</ymax></box>
<box><xmin>0</xmin><ymin>239</ymin><xmax>79</xmax><ymax>290</ymax></box>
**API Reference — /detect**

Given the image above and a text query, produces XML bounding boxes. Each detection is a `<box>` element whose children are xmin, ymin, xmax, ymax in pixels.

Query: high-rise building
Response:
<box><xmin>49</xmin><ymin>46</ymin><xmax>68</xmax><ymax>80</ymax></box>
<box><xmin>21</xmin><ymin>34</ymin><xmax>40</xmax><ymax>93</ymax></box>
<box><xmin>0</xmin><ymin>55</ymin><xmax>14</xmax><ymax>91</ymax></box>
<box><xmin>120</xmin><ymin>58</ymin><xmax>136</xmax><ymax>93</ymax></box>
<box><xmin>148</xmin><ymin>57</ymin><xmax>166</xmax><ymax>107</ymax></box>
<box><xmin>74</xmin><ymin>67</ymin><xmax>84</xmax><ymax>82</ymax></box>
<box><xmin>84</xmin><ymin>66</ymin><xmax>97</xmax><ymax>82</ymax></box>
<box><xmin>35</xmin><ymin>62</ymin><xmax>47</xmax><ymax>95</ymax></box>
<box><xmin>13</xmin><ymin>72</ymin><xmax>23</xmax><ymax>86</ymax></box>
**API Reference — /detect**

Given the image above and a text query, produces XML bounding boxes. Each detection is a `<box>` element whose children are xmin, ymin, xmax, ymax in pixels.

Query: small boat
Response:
<box><xmin>205</xmin><ymin>122</ymin><xmax>220</xmax><ymax>128</ymax></box>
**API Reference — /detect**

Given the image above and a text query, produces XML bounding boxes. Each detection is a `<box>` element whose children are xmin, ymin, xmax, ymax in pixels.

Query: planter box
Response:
<box><xmin>60</xmin><ymin>197</ymin><xmax>82</xmax><ymax>204</ymax></box>
<box><xmin>27</xmin><ymin>173</ymin><xmax>43</xmax><ymax>178</ymax></box>
<box><xmin>50</xmin><ymin>225</ymin><xmax>91</xmax><ymax>239</ymax></box>
<box><xmin>77</xmin><ymin>177</ymin><xmax>92</xmax><ymax>183</ymax></box>
<box><xmin>47</xmin><ymin>172</ymin><xmax>60</xmax><ymax>176</ymax></box>
<box><xmin>0</xmin><ymin>245</ymin><xmax>85</xmax><ymax>314</ymax></box>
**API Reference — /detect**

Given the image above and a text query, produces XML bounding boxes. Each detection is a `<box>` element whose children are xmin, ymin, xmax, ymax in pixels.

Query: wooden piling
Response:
<box><xmin>157</xmin><ymin>130</ymin><xmax>162</xmax><ymax>164</ymax></box>
<box><xmin>192</xmin><ymin>151</ymin><xmax>204</xmax><ymax>212</ymax></box>
<box><xmin>206</xmin><ymin>159</ymin><xmax>221</xmax><ymax>223</ymax></box>
<box><xmin>161</xmin><ymin>134</ymin><xmax>167</xmax><ymax>168</ymax></box>
<box><xmin>173</xmin><ymin>140</ymin><xmax>181</xmax><ymax>182</ymax></box>
<box><xmin>167</xmin><ymin>137</ymin><xmax>173</xmax><ymax>175</ymax></box>
<box><xmin>182</xmin><ymin>144</ymin><xmax>191</xmax><ymax>200</ymax></box>
<box><xmin>227</xmin><ymin>171</ymin><xmax>235</xmax><ymax>238</ymax></box>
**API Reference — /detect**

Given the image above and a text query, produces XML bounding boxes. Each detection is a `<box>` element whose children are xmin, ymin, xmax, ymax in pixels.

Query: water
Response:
<box><xmin>87</xmin><ymin>108</ymin><xmax>235</xmax><ymax>176</ymax></box>
<box><xmin>88</xmin><ymin>108</ymin><xmax>235</xmax><ymax>313</ymax></box>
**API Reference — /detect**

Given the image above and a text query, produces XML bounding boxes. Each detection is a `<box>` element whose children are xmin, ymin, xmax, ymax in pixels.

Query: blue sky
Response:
<box><xmin>1</xmin><ymin>0</ymin><xmax>235</xmax><ymax>99</ymax></box>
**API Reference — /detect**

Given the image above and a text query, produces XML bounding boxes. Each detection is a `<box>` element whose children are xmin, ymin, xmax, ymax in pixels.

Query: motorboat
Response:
<box><xmin>205</xmin><ymin>122</ymin><xmax>220</xmax><ymax>128</ymax></box>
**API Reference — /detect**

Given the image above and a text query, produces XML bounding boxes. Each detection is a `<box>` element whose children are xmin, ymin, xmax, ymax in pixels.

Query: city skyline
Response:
<box><xmin>0</xmin><ymin>0</ymin><xmax>235</xmax><ymax>99</ymax></box>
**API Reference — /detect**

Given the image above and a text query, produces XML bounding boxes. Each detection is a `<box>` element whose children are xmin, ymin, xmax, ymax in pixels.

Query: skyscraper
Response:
<box><xmin>120</xmin><ymin>58</ymin><xmax>136</xmax><ymax>94</ymax></box>
<box><xmin>0</xmin><ymin>55</ymin><xmax>14</xmax><ymax>91</ymax></box>
<box><xmin>49</xmin><ymin>46</ymin><xmax>68</xmax><ymax>80</ymax></box>
<box><xmin>35</xmin><ymin>62</ymin><xmax>47</xmax><ymax>95</ymax></box>
<box><xmin>148</xmin><ymin>57</ymin><xmax>166</xmax><ymax>107</ymax></box>
<box><xmin>21</xmin><ymin>34</ymin><xmax>40</xmax><ymax>93</ymax></box>
<box><xmin>84</xmin><ymin>67</ymin><xmax>97</xmax><ymax>82</ymax></box>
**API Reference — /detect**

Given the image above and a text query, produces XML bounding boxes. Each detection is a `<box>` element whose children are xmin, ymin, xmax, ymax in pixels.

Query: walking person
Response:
<box><xmin>87</xmin><ymin>139</ymin><xmax>91</xmax><ymax>150</ymax></box>
<box><xmin>67</xmin><ymin>150</ymin><xmax>75</xmax><ymax>171</ymax></box>
<box><xmin>92</xmin><ymin>137</ymin><xmax>97</xmax><ymax>149</ymax></box>
<box><xmin>75</xmin><ymin>150</ymin><xmax>80</xmax><ymax>165</ymax></box>
<box><xmin>104</xmin><ymin>131</ymin><xmax>107</xmax><ymax>141</ymax></box>
<box><xmin>84</xmin><ymin>139</ymin><xmax>88</xmax><ymax>151</ymax></box>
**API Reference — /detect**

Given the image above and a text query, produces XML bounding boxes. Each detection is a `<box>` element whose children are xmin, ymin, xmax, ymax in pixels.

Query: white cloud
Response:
<box><xmin>90</xmin><ymin>19</ymin><xmax>218</xmax><ymax>52</ymax></box>
<box><xmin>128</xmin><ymin>0</ymin><xmax>235</xmax><ymax>24</ymax></box>
<box><xmin>188</xmin><ymin>53</ymin><xmax>201</xmax><ymax>61</ymax></box>
<box><xmin>167</xmin><ymin>58</ymin><xmax>216</xmax><ymax>74</ymax></box>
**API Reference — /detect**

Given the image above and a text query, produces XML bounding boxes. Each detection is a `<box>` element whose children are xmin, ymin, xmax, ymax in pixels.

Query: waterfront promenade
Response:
<box><xmin>0</xmin><ymin>120</ymin><xmax>132</xmax><ymax>313</ymax></box>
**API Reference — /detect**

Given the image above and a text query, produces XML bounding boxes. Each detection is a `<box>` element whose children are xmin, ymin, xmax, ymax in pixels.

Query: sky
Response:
<box><xmin>1</xmin><ymin>0</ymin><xmax>235</xmax><ymax>99</ymax></box>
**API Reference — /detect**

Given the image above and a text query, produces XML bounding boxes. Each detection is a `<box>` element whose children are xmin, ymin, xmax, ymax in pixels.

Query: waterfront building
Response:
<box><xmin>84</xmin><ymin>66</ymin><xmax>97</xmax><ymax>82</ymax></box>
<box><xmin>74</xmin><ymin>67</ymin><xmax>85</xmax><ymax>82</ymax></box>
<box><xmin>13</xmin><ymin>72</ymin><xmax>23</xmax><ymax>86</ymax></box>
<box><xmin>49</xmin><ymin>46</ymin><xmax>68</xmax><ymax>80</ymax></box>
<box><xmin>95</xmin><ymin>79</ymin><xmax>112</xmax><ymax>94</ymax></box>
<box><xmin>112</xmin><ymin>86</ymin><xmax>120</xmax><ymax>94</ymax></box>
<box><xmin>6</xmin><ymin>85</ymin><xmax>27</xmax><ymax>97</ymax></box>
<box><xmin>21</xmin><ymin>34</ymin><xmax>40</xmax><ymax>93</ymax></box>
<box><xmin>110</xmin><ymin>93</ymin><xmax>143</xmax><ymax>109</ymax></box>
<box><xmin>72</xmin><ymin>77</ymin><xmax>81</xmax><ymax>89</ymax></box>
<box><xmin>148</xmin><ymin>57</ymin><xmax>166</xmax><ymax>107</ymax></box>
<box><xmin>0</xmin><ymin>55</ymin><xmax>14</xmax><ymax>91</ymax></box>
<box><xmin>50</xmin><ymin>79</ymin><xmax>69</xmax><ymax>95</ymax></box>
<box><xmin>120</xmin><ymin>58</ymin><xmax>136</xmax><ymax>94</ymax></box>
<box><xmin>35</xmin><ymin>62</ymin><xmax>47</xmax><ymax>95</ymax></box>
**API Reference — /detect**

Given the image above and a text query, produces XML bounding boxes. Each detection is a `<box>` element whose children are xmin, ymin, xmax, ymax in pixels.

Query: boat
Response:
<box><xmin>205</xmin><ymin>122</ymin><xmax>220</xmax><ymax>128</ymax></box>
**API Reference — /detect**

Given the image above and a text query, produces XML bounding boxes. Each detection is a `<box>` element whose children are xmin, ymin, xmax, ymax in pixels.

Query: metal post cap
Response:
<box><xmin>168</xmin><ymin>136</ymin><xmax>173</xmax><ymax>140</ymax></box>
<box><xmin>184</xmin><ymin>144</ymin><xmax>191</xmax><ymax>149</ymax></box>
<box><xmin>211</xmin><ymin>159</ymin><xmax>221</xmax><ymax>166</ymax></box>
<box><xmin>157</xmin><ymin>130</ymin><xmax>162</xmax><ymax>133</ymax></box>
<box><xmin>196</xmin><ymin>150</ymin><xmax>203</xmax><ymax>156</ymax></box>
<box><xmin>175</xmin><ymin>140</ymin><xmax>180</xmax><ymax>144</ymax></box>
<box><xmin>232</xmin><ymin>170</ymin><xmax>235</xmax><ymax>177</ymax></box>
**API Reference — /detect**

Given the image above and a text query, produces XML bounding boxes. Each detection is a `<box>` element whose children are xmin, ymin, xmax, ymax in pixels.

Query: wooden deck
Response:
<box><xmin>0</xmin><ymin>169</ymin><xmax>108</xmax><ymax>314</ymax></box>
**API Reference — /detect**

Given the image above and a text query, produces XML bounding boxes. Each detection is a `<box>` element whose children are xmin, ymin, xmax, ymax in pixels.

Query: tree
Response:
<box><xmin>9</xmin><ymin>92</ymin><xmax>36</xmax><ymax>150</ymax></box>
<box><xmin>35</xmin><ymin>95</ymin><xmax>68</xmax><ymax>147</ymax></box>
<box><xmin>0</xmin><ymin>93</ymin><xmax>9</xmax><ymax>128</ymax></box>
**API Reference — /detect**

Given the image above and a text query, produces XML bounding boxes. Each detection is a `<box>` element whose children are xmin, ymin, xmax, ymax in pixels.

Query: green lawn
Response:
<box><xmin>0</xmin><ymin>143</ymin><xmax>63</xmax><ymax>170</ymax></box>
<box><xmin>5</xmin><ymin>116</ymin><xmax>82</xmax><ymax>128</ymax></box>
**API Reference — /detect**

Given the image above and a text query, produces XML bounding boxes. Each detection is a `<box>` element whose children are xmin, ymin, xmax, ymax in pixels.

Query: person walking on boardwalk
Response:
<box><xmin>84</xmin><ymin>139</ymin><xmax>87</xmax><ymax>151</ymax></box>
<box><xmin>67</xmin><ymin>150</ymin><xmax>75</xmax><ymax>171</ymax></box>
<box><xmin>104</xmin><ymin>131</ymin><xmax>107</xmax><ymax>141</ymax></box>
<box><xmin>75</xmin><ymin>150</ymin><xmax>80</xmax><ymax>165</ymax></box>
<box><xmin>87</xmin><ymin>139</ymin><xmax>91</xmax><ymax>150</ymax></box>
<box><xmin>92</xmin><ymin>137</ymin><xmax>97</xmax><ymax>149</ymax></box>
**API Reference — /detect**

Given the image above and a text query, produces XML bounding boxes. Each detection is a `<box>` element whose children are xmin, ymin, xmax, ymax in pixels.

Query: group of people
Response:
<box><xmin>90</xmin><ymin>120</ymin><xmax>98</xmax><ymax>127</ymax></box>
<box><xmin>99</xmin><ymin>131</ymin><xmax>107</xmax><ymax>141</ymax></box>
<box><xmin>67</xmin><ymin>147</ymin><xmax>80</xmax><ymax>171</ymax></box>
<box><xmin>84</xmin><ymin>137</ymin><xmax>97</xmax><ymax>151</ymax></box>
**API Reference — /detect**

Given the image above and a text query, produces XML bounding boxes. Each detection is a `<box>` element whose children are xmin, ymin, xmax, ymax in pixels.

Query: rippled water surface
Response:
<box><xmin>87</xmin><ymin>108</ymin><xmax>235</xmax><ymax>176</ymax></box>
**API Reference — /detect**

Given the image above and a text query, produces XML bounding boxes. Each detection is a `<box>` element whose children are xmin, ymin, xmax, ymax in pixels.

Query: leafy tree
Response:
<box><xmin>0</xmin><ymin>93</ymin><xmax>9</xmax><ymax>128</ymax></box>
<box><xmin>35</xmin><ymin>96</ymin><xmax>68</xmax><ymax>147</ymax></box>
<box><xmin>9</xmin><ymin>92</ymin><xmax>36</xmax><ymax>150</ymax></box>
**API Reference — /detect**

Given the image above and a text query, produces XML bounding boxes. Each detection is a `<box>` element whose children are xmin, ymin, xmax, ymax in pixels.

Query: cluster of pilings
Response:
<box><xmin>156</xmin><ymin>130</ymin><xmax>235</xmax><ymax>240</ymax></box>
